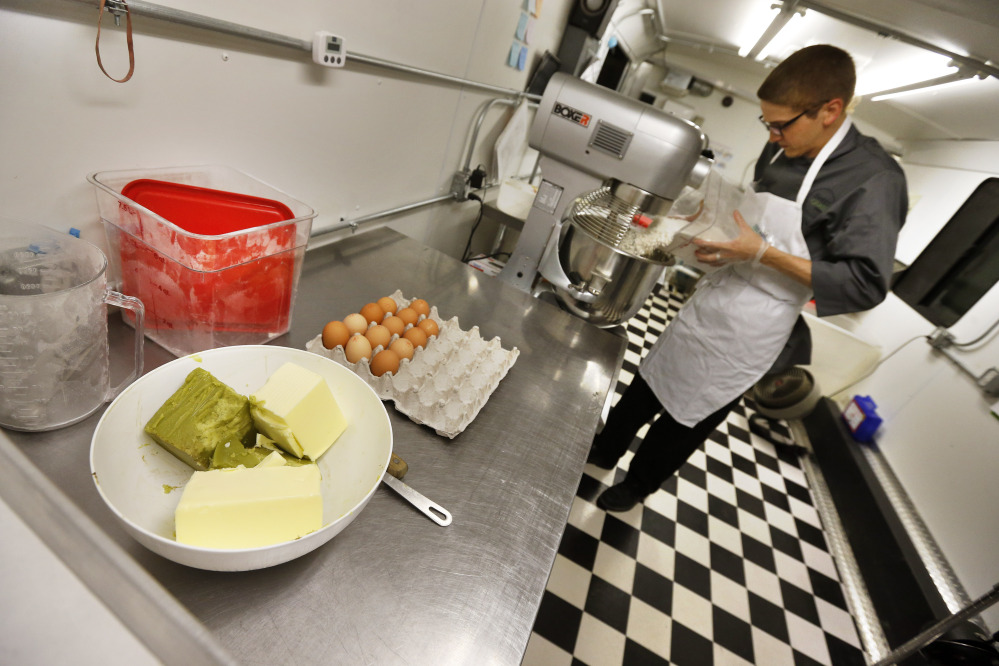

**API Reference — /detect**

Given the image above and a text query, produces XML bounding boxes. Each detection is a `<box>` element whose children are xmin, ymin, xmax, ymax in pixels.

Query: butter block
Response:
<box><xmin>144</xmin><ymin>367</ymin><xmax>255</xmax><ymax>471</ymax></box>
<box><xmin>249</xmin><ymin>362</ymin><xmax>347</xmax><ymax>460</ymax></box>
<box><xmin>175</xmin><ymin>464</ymin><xmax>323</xmax><ymax>549</ymax></box>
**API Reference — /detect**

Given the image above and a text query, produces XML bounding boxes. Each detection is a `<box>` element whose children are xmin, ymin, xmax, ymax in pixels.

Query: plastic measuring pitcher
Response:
<box><xmin>0</xmin><ymin>227</ymin><xmax>144</xmax><ymax>431</ymax></box>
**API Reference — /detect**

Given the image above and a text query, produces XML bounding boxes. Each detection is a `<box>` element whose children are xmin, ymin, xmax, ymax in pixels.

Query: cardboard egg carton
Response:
<box><xmin>305</xmin><ymin>291</ymin><xmax>519</xmax><ymax>438</ymax></box>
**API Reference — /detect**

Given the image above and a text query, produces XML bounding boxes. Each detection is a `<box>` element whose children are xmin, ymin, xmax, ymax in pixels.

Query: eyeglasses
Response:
<box><xmin>758</xmin><ymin>101</ymin><xmax>827</xmax><ymax>136</ymax></box>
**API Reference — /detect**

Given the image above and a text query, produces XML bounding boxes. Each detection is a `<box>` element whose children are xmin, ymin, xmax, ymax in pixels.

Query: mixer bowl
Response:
<box><xmin>544</xmin><ymin>219</ymin><xmax>672</xmax><ymax>328</ymax></box>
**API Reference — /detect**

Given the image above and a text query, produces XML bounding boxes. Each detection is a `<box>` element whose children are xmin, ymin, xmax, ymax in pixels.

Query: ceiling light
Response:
<box><xmin>738</xmin><ymin>0</ymin><xmax>806</xmax><ymax>61</ymax></box>
<box><xmin>855</xmin><ymin>52</ymin><xmax>959</xmax><ymax>96</ymax></box>
<box><xmin>737</xmin><ymin>3</ymin><xmax>780</xmax><ymax>58</ymax></box>
<box><xmin>869</xmin><ymin>71</ymin><xmax>983</xmax><ymax>102</ymax></box>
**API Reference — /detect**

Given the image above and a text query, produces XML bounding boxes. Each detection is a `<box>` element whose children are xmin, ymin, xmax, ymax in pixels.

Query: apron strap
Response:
<box><xmin>796</xmin><ymin>117</ymin><xmax>852</xmax><ymax>205</ymax></box>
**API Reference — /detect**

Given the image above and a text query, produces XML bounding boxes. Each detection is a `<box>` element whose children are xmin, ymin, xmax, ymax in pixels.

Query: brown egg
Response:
<box><xmin>417</xmin><ymin>318</ymin><xmax>439</xmax><ymax>339</ymax></box>
<box><xmin>377</xmin><ymin>296</ymin><xmax>397</xmax><ymax>315</ymax></box>
<box><xmin>344</xmin><ymin>334</ymin><xmax>373</xmax><ymax>363</ymax></box>
<box><xmin>403</xmin><ymin>326</ymin><xmax>428</xmax><ymax>349</ymax></box>
<box><xmin>410</xmin><ymin>298</ymin><xmax>430</xmax><ymax>317</ymax></box>
<box><xmin>365</xmin><ymin>324</ymin><xmax>392</xmax><ymax>350</ymax></box>
<box><xmin>359</xmin><ymin>302</ymin><xmax>385</xmax><ymax>325</ymax></box>
<box><xmin>322</xmin><ymin>320</ymin><xmax>350</xmax><ymax>349</ymax></box>
<box><xmin>370</xmin><ymin>349</ymin><xmax>401</xmax><ymax>377</ymax></box>
<box><xmin>389</xmin><ymin>337</ymin><xmax>415</xmax><ymax>361</ymax></box>
<box><xmin>397</xmin><ymin>307</ymin><xmax>419</xmax><ymax>326</ymax></box>
<box><xmin>343</xmin><ymin>313</ymin><xmax>368</xmax><ymax>336</ymax></box>
<box><xmin>383</xmin><ymin>315</ymin><xmax>405</xmax><ymax>337</ymax></box>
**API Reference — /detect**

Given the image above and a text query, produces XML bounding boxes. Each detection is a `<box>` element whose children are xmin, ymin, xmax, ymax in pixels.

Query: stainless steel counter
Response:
<box><xmin>1</xmin><ymin>228</ymin><xmax>627</xmax><ymax>665</ymax></box>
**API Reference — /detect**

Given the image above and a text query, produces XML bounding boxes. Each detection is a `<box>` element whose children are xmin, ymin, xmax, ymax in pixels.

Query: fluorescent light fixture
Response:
<box><xmin>755</xmin><ymin>12</ymin><xmax>804</xmax><ymax>61</ymax></box>
<box><xmin>738</xmin><ymin>0</ymin><xmax>806</xmax><ymax>61</ymax></box>
<box><xmin>737</xmin><ymin>3</ymin><xmax>781</xmax><ymax>58</ymax></box>
<box><xmin>855</xmin><ymin>51</ymin><xmax>959</xmax><ymax>96</ymax></box>
<box><xmin>869</xmin><ymin>71</ymin><xmax>982</xmax><ymax>101</ymax></box>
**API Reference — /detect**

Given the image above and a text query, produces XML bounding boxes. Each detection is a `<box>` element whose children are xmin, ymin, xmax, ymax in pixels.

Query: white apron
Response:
<box><xmin>640</xmin><ymin>119</ymin><xmax>853</xmax><ymax>426</ymax></box>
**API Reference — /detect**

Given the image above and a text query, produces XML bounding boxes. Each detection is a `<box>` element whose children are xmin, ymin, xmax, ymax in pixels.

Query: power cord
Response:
<box><xmin>460</xmin><ymin>193</ymin><xmax>485</xmax><ymax>263</ymax></box>
<box><xmin>953</xmin><ymin>314</ymin><xmax>999</xmax><ymax>349</ymax></box>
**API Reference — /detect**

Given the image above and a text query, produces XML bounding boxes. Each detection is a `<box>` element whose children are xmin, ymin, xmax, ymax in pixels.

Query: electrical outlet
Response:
<box><xmin>928</xmin><ymin>327</ymin><xmax>955</xmax><ymax>349</ymax></box>
<box><xmin>978</xmin><ymin>368</ymin><xmax>999</xmax><ymax>396</ymax></box>
<box><xmin>450</xmin><ymin>170</ymin><xmax>470</xmax><ymax>200</ymax></box>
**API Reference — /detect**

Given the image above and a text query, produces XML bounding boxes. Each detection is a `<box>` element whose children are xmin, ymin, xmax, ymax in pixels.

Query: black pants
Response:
<box><xmin>593</xmin><ymin>373</ymin><xmax>740</xmax><ymax>497</ymax></box>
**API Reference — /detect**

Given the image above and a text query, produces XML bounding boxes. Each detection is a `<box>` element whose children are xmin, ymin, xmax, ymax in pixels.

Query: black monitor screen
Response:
<box><xmin>893</xmin><ymin>177</ymin><xmax>999</xmax><ymax>327</ymax></box>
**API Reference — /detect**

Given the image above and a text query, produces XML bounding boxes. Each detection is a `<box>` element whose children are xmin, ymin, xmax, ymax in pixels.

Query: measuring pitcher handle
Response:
<box><xmin>103</xmin><ymin>289</ymin><xmax>144</xmax><ymax>400</ymax></box>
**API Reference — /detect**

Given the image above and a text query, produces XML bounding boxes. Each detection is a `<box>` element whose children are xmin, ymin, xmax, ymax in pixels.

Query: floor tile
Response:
<box><xmin>593</xmin><ymin>541</ymin><xmax>637</xmax><ymax>595</ymax></box>
<box><xmin>674</xmin><ymin>522</ymin><xmax>712</xmax><ymax>566</ymax></box>
<box><xmin>786</xmin><ymin>610</ymin><xmax>832</xmax><ymax>664</ymax></box>
<box><xmin>710</xmin><ymin>542</ymin><xmax>746</xmax><ymax>587</ymax></box>
<box><xmin>670</xmin><ymin>620</ymin><xmax>715</xmax><ymax>666</ymax></box>
<box><xmin>671</xmin><ymin>583</ymin><xmax>714</xmax><ymax>641</ymax></box>
<box><xmin>626</xmin><ymin>596</ymin><xmax>673</xmax><ymax>659</ymax></box>
<box><xmin>567</xmin><ymin>494</ymin><xmax>606</xmax><ymax>541</ymax></box>
<box><xmin>545</xmin><ymin>553</ymin><xmax>592</xmax><ymax>609</ymax></box>
<box><xmin>748</xmin><ymin>591</ymin><xmax>790</xmax><ymax>643</ymax></box>
<box><xmin>751</xmin><ymin>626</ymin><xmax>796</xmax><ymax>665</ymax></box>
<box><xmin>636</xmin><ymin>530</ymin><xmax>675</xmax><ymax>580</ymax></box>
<box><xmin>632</xmin><ymin>561</ymin><xmax>674</xmax><ymax>615</ymax></box>
<box><xmin>712</xmin><ymin>605</ymin><xmax>756</xmax><ymax>663</ymax></box>
<box><xmin>522</xmin><ymin>633</ymin><xmax>573</xmax><ymax>666</ymax></box>
<box><xmin>710</xmin><ymin>569</ymin><xmax>751</xmax><ymax>619</ymax></box>
<box><xmin>744</xmin><ymin>559</ymin><xmax>784</xmax><ymax>607</ymax></box>
<box><xmin>557</xmin><ymin>522</ymin><xmax>600</xmax><ymax>571</ymax></box>
<box><xmin>574</xmin><ymin>612</ymin><xmax>627</xmax><ymax>665</ymax></box>
<box><xmin>815</xmin><ymin>596</ymin><xmax>862</xmax><ymax>646</ymax></box>
<box><xmin>674</xmin><ymin>551</ymin><xmax>712</xmax><ymax>601</ymax></box>
<box><xmin>532</xmin><ymin>590</ymin><xmax>583</xmax><ymax>654</ymax></box>
<box><xmin>585</xmin><ymin>576</ymin><xmax>632</xmax><ymax>635</ymax></box>
<box><xmin>639</xmin><ymin>506</ymin><xmax>677</xmax><ymax>547</ymax></box>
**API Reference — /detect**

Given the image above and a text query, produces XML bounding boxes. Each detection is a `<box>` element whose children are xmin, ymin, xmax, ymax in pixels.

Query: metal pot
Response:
<box><xmin>540</xmin><ymin>216</ymin><xmax>671</xmax><ymax>328</ymax></box>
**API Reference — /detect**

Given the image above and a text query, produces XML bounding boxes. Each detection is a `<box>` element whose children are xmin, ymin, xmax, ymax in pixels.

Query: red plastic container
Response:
<box><xmin>89</xmin><ymin>166</ymin><xmax>315</xmax><ymax>357</ymax></box>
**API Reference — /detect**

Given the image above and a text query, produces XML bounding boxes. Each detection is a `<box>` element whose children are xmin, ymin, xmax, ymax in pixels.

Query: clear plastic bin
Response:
<box><xmin>88</xmin><ymin>165</ymin><xmax>315</xmax><ymax>357</ymax></box>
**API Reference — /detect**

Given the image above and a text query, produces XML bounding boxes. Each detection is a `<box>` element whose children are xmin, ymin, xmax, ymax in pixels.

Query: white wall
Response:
<box><xmin>0</xmin><ymin>0</ymin><xmax>573</xmax><ymax>259</ymax></box>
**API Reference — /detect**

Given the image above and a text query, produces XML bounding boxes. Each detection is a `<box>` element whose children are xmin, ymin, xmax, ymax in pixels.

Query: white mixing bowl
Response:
<box><xmin>90</xmin><ymin>345</ymin><xmax>392</xmax><ymax>571</ymax></box>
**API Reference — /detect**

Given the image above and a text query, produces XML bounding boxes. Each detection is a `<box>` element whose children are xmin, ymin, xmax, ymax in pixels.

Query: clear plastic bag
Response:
<box><xmin>668</xmin><ymin>169</ymin><xmax>744</xmax><ymax>243</ymax></box>
<box><xmin>628</xmin><ymin>170</ymin><xmax>762</xmax><ymax>272</ymax></box>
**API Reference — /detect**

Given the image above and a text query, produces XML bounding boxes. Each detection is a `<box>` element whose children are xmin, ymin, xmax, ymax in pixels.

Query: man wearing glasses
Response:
<box><xmin>590</xmin><ymin>44</ymin><xmax>907</xmax><ymax>512</ymax></box>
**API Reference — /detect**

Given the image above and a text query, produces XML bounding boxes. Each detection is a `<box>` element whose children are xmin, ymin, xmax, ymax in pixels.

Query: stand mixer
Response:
<box><xmin>498</xmin><ymin>73</ymin><xmax>712</xmax><ymax>327</ymax></box>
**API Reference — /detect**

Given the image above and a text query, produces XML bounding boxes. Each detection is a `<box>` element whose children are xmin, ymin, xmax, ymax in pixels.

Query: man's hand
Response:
<box><xmin>692</xmin><ymin>210</ymin><xmax>765</xmax><ymax>266</ymax></box>
<box><xmin>691</xmin><ymin>210</ymin><xmax>813</xmax><ymax>287</ymax></box>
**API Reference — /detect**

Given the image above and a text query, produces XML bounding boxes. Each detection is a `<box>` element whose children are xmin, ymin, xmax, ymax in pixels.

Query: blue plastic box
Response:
<box><xmin>842</xmin><ymin>395</ymin><xmax>882</xmax><ymax>443</ymax></box>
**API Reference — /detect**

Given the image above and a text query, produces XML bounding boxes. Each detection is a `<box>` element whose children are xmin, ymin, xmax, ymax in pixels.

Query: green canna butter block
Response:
<box><xmin>144</xmin><ymin>367</ymin><xmax>255</xmax><ymax>471</ymax></box>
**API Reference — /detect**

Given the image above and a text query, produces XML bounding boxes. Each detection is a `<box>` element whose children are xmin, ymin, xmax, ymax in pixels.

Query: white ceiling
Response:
<box><xmin>622</xmin><ymin>0</ymin><xmax>999</xmax><ymax>142</ymax></box>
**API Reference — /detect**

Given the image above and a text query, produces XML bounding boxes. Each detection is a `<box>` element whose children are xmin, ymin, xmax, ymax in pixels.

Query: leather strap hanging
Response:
<box><xmin>96</xmin><ymin>0</ymin><xmax>135</xmax><ymax>82</ymax></box>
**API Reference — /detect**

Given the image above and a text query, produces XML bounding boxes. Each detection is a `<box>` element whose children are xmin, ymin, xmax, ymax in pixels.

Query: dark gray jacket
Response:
<box><xmin>752</xmin><ymin>123</ymin><xmax>908</xmax><ymax>371</ymax></box>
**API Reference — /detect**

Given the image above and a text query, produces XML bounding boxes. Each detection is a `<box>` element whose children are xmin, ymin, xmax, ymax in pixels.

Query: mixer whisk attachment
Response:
<box><xmin>566</xmin><ymin>186</ymin><xmax>644</xmax><ymax>250</ymax></box>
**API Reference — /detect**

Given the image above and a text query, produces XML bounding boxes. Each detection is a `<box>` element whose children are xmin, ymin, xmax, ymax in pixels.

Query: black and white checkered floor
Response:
<box><xmin>524</xmin><ymin>284</ymin><xmax>867</xmax><ymax>666</ymax></box>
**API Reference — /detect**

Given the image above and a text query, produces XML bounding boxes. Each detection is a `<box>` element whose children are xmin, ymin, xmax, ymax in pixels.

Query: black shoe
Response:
<box><xmin>596</xmin><ymin>482</ymin><xmax>644</xmax><ymax>512</ymax></box>
<box><xmin>586</xmin><ymin>447</ymin><xmax>619</xmax><ymax>470</ymax></box>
